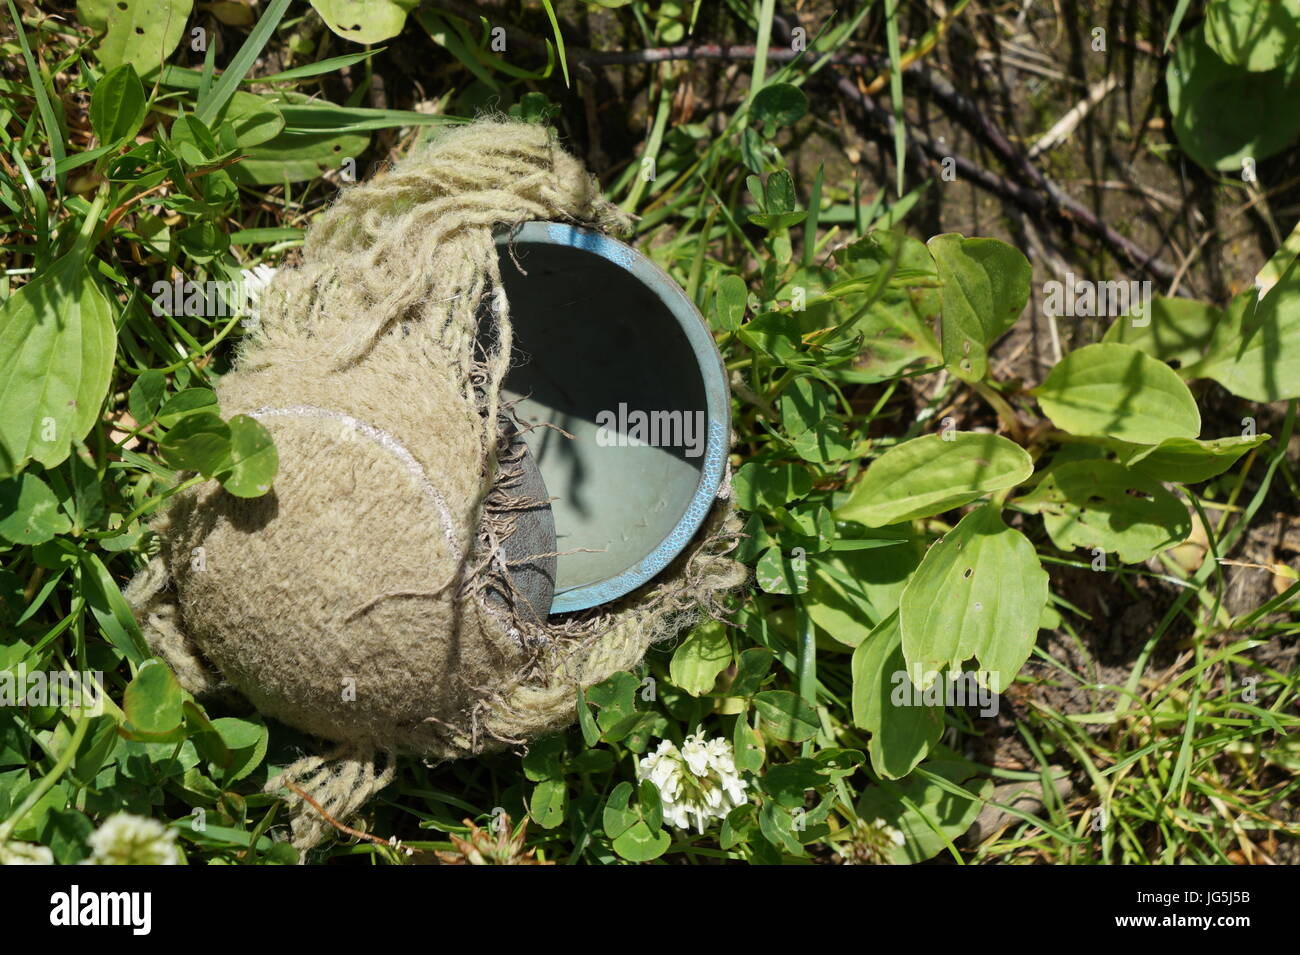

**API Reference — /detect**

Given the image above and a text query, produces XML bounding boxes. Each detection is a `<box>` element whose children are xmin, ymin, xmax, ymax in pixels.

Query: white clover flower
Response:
<box><xmin>0</xmin><ymin>840</ymin><xmax>54</xmax><ymax>865</ymax></box>
<box><xmin>873</xmin><ymin>817</ymin><xmax>906</xmax><ymax>847</ymax></box>
<box><xmin>637</xmin><ymin>733</ymin><xmax>749</xmax><ymax>833</ymax></box>
<box><xmin>85</xmin><ymin>813</ymin><xmax>180</xmax><ymax>865</ymax></box>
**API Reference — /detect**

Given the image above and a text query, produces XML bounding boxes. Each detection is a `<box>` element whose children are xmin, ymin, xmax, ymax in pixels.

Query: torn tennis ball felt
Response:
<box><xmin>124</xmin><ymin>119</ymin><xmax>745</xmax><ymax>851</ymax></box>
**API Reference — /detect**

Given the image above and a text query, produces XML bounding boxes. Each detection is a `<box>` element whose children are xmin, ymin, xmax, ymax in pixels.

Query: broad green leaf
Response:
<box><xmin>779</xmin><ymin>378</ymin><xmax>833</xmax><ymax>435</ymax></box>
<box><xmin>207</xmin><ymin>716</ymin><xmax>268</xmax><ymax>783</ymax></box>
<box><xmin>757</xmin><ymin>800</ymin><xmax>804</xmax><ymax>855</ymax></box>
<box><xmin>857</xmin><ymin>759</ymin><xmax>991</xmax><ymax>863</ymax></box>
<box><xmin>732</xmin><ymin>461</ymin><xmax>812</xmax><ymax>511</ymax></box>
<box><xmin>218</xmin><ymin>92</ymin><xmax>286</xmax><ymax>150</ymax></box>
<box><xmin>751</xmin><ymin>83</ymin><xmax>808</xmax><ymax>129</ymax></box>
<box><xmin>755</xmin><ymin>546</ymin><xmax>808</xmax><ymax>594</ymax></box>
<box><xmin>1034</xmin><ymin>342</ymin><xmax>1201</xmax><ymax>444</ymax></box>
<box><xmin>123</xmin><ymin>661</ymin><xmax>186</xmax><ymax>737</ymax></box>
<box><xmin>218</xmin><ymin>414</ymin><xmax>278</xmax><ymax>497</ymax></box>
<box><xmin>1016</xmin><ymin>459</ymin><xmax>1191</xmax><ymax>563</ymax></box>
<box><xmin>0</xmin><ymin>472</ymin><xmax>72</xmax><ymax>544</ymax></box>
<box><xmin>155</xmin><ymin>387</ymin><xmax>218</xmax><ymax>427</ymax></box>
<box><xmin>89</xmin><ymin>64</ymin><xmax>147</xmax><ymax>145</ymax></box>
<box><xmin>83</xmin><ymin>0</ymin><xmax>193</xmax><ymax>75</ymax></box>
<box><xmin>310</xmin><ymin>0</ymin><xmax>414</xmax><ymax>44</ymax></box>
<box><xmin>127</xmin><ymin>370</ymin><xmax>166</xmax><ymax>425</ymax></box>
<box><xmin>732</xmin><ymin>714</ymin><xmax>764</xmax><ymax>773</ymax></box>
<box><xmin>669</xmin><ymin>620</ymin><xmax>732</xmax><ymax>697</ymax></box>
<box><xmin>1117</xmin><ymin>434</ymin><xmax>1269</xmax><ymax>484</ymax></box>
<box><xmin>1102</xmin><ymin>295</ymin><xmax>1221</xmax><ymax>372</ymax></box>
<box><xmin>602</xmin><ymin>781</ymin><xmax>638</xmax><ymax>839</ymax></box>
<box><xmin>790</xmin><ymin>419</ymin><xmax>856</xmax><ymax>464</ymax></box>
<box><xmin>0</xmin><ymin>240</ymin><xmax>116</xmax><ymax>476</ymax></box>
<box><xmin>711</xmin><ymin>274</ymin><xmax>747</xmax><ymax>332</ymax></box>
<box><xmin>158</xmin><ymin>412</ymin><xmax>231</xmax><ymax>476</ymax></box>
<box><xmin>228</xmin><ymin>128</ymin><xmax>370</xmax><ymax>185</ymax></box>
<box><xmin>927</xmin><ymin>233</ymin><xmax>1031</xmax><ymax>381</ymax></box>
<box><xmin>804</xmin><ymin>532</ymin><xmax>919</xmax><ymax>646</ymax></box>
<box><xmin>528</xmin><ymin>778</ymin><xmax>567</xmax><ymax>830</ymax></box>
<box><xmin>612</xmin><ymin>819</ymin><xmax>671</xmax><ymax>860</ymax></box>
<box><xmin>753</xmin><ymin>690</ymin><xmax>819</xmax><ymax>742</ymax></box>
<box><xmin>729</xmin><ymin>648</ymin><xmax>774</xmax><ymax>698</ymax></box>
<box><xmin>1189</xmin><ymin>261</ymin><xmax>1300</xmax><ymax>401</ymax></box>
<box><xmin>521</xmin><ymin>733</ymin><xmax>565</xmax><ymax>782</ymax></box>
<box><xmin>1167</xmin><ymin>31</ymin><xmax>1300</xmax><ymax>171</ymax></box>
<box><xmin>837</xmin><ymin>432</ymin><xmax>1033</xmax><ymax>527</ymax></box>
<box><xmin>899</xmin><ymin>505</ymin><xmax>1048</xmax><ymax>692</ymax></box>
<box><xmin>1204</xmin><ymin>0</ymin><xmax>1300</xmax><ymax>72</ymax></box>
<box><xmin>851</xmin><ymin>611</ymin><xmax>943</xmax><ymax>779</ymax></box>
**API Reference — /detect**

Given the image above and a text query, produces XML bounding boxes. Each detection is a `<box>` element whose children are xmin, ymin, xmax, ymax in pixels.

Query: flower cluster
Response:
<box><xmin>0</xmin><ymin>840</ymin><xmax>54</xmax><ymax>865</ymax></box>
<box><xmin>85</xmin><ymin>813</ymin><xmax>181</xmax><ymax>865</ymax></box>
<box><xmin>637</xmin><ymin>733</ymin><xmax>749</xmax><ymax>832</ymax></box>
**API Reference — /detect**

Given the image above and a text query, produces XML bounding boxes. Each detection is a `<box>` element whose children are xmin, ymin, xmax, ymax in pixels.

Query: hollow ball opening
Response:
<box><xmin>491</xmin><ymin>223</ymin><xmax>728</xmax><ymax>613</ymax></box>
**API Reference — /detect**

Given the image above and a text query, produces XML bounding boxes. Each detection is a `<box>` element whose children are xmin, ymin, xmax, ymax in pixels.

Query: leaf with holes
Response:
<box><xmin>927</xmin><ymin>234</ymin><xmax>1031</xmax><ymax>382</ymax></box>
<box><xmin>227</xmin><ymin>128</ymin><xmax>371</xmax><ymax>185</ymax></box>
<box><xmin>310</xmin><ymin>0</ymin><xmax>415</xmax><ymax>44</ymax></box>
<box><xmin>837</xmin><ymin>432</ymin><xmax>1033</xmax><ymax>527</ymax></box>
<box><xmin>82</xmin><ymin>0</ymin><xmax>194</xmax><ymax>75</ymax></box>
<box><xmin>1034</xmin><ymin>342</ymin><xmax>1201</xmax><ymax>444</ymax></box>
<box><xmin>1016</xmin><ymin>459</ymin><xmax>1191</xmax><ymax>563</ymax></box>
<box><xmin>899</xmin><ymin>505</ymin><xmax>1047</xmax><ymax>693</ymax></box>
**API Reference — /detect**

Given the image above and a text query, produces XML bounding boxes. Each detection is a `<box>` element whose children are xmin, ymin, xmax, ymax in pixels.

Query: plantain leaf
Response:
<box><xmin>1204</xmin><ymin>0</ymin><xmax>1300</xmax><ymax>72</ymax></box>
<box><xmin>837</xmin><ymin>432</ymin><xmax>1033</xmax><ymax>527</ymax></box>
<box><xmin>1016</xmin><ymin>459</ymin><xmax>1191</xmax><ymax>563</ymax></box>
<box><xmin>851</xmin><ymin>611</ymin><xmax>943</xmax><ymax>779</ymax></box>
<box><xmin>1189</xmin><ymin>260</ymin><xmax>1300</xmax><ymax>402</ymax></box>
<box><xmin>0</xmin><ymin>238</ymin><xmax>116</xmax><ymax>476</ymax></box>
<box><xmin>1116</xmin><ymin>433</ymin><xmax>1269</xmax><ymax>484</ymax></box>
<box><xmin>927</xmin><ymin>234</ymin><xmax>1031</xmax><ymax>382</ymax></box>
<box><xmin>1034</xmin><ymin>342</ymin><xmax>1201</xmax><ymax>444</ymax></box>
<box><xmin>81</xmin><ymin>0</ymin><xmax>193</xmax><ymax>76</ymax></box>
<box><xmin>310</xmin><ymin>0</ymin><xmax>415</xmax><ymax>44</ymax></box>
<box><xmin>1102</xmin><ymin>295</ymin><xmax>1222</xmax><ymax>372</ymax></box>
<box><xmin>899</xmin><ymin>505</ymin><xmax>1047</xmax><ymax>693</ymax></box>
<box><xmin>1167</xmin><ymin>31</ymin><xmax>1300</xmax><ymax>171</ymax></box>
